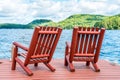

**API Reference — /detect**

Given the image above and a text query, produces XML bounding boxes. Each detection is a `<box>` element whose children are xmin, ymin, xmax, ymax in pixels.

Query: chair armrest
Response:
<box><xmin>66</xmin><ymin>41</ymin><xmax>71</xmax><ymax>48</ymax></box>
<box><xmin>13</xmin><ymin>42</ymin><xmax>28</xmax><ymax>51</ymax></box>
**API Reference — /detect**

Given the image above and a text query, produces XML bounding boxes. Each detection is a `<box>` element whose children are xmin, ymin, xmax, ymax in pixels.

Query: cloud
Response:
<box><xmin>0</xmin><ymin>0</ymin><xmax>120</xmax><ymax>24</ymax></box>
<box><xmin>78</xmin><ymin>0</ymin><xmax>120</xmax><ymax>15</ymax></box>
<box><xmin>0</xmin><ymin>0</ymin><xmax>29</xmax><ymax>23</ymax></box>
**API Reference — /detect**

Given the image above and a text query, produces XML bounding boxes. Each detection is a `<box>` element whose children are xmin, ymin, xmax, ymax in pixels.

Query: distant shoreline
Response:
<box><xmin>0</xmin><ymin>14</ymin><xmax>119</xmax><ymax>29</ymax></box>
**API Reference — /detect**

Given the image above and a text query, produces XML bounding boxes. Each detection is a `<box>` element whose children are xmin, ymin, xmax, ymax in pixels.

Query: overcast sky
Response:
<box><xmin>0</xmin><ymin>0</ymin><xmax>120</xmax><ymax>24</ymax></box>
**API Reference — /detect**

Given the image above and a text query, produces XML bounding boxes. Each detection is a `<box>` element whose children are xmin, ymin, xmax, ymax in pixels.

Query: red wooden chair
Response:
<box><xmin>11</xmin><ymin>26</ymin><xmax>62</xmax><ymax>76</ymax></box>
<box><xmin>64</xmin><ymin>27</ymin><xmax>105</xmax><ymax>72</ymax></box>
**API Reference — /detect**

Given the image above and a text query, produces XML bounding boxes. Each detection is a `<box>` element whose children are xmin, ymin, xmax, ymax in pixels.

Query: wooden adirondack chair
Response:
<box><xmin>11</xmin><ymin>26</ymin><xmax>62</xmax><ymax>76</ymax></box>
<box><xmin>64</xmin><ymin>27</ymin><xmax>105</xmax><ymax>72</ymax></box>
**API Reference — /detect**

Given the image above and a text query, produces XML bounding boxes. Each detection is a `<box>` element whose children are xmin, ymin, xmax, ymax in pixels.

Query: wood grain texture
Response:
<box><xmin>0</xmin><ymin>59</ymin><xmax>120</xmax><ymax>80</ymax></box>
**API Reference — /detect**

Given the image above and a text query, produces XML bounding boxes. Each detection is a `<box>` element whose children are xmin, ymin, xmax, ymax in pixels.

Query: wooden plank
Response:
<box><xmin>39</xmin><ymin>31</ymin><xmax>58</xmax><ymax>34</ymax></box>
<box><xmin>78</xmin><ymin>31</ymin><xmax>100</xmax><ymax>34</ymax></box>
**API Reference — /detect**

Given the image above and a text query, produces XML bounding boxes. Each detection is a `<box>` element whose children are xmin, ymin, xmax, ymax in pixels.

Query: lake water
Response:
<box><xmin>0</xmin><ymin>29</ymin><xmax>120</xmax><ymax>65</ymax></box>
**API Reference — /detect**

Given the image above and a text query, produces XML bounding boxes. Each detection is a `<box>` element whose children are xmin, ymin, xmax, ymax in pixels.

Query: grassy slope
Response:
<box><xmin>41</xmin><ymin>14</ymin><xmax>107</xmax><ymax>29</ymax></box>
<box><xmin>94</xmin><ymin>14</ymin><xmax>120</xmax><ymax>29</ymax></box>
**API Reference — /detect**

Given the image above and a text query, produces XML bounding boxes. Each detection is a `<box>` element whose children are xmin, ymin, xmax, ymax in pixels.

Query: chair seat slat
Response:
<box><xmin>31</xmin><ymin>54</ymin><xmax>49</xmax><ymax>59</ymax></box>
<box><xmin>74</xmin><ymin>53</ymin><xmax>95</xmax><ymax>57</ymax></box>
<box><xmin>19</xmin><ymin>53</ymin><xmax>27</xmax><ymax>58</ymax></box>
<box><xmin>73</xmin><ymin>57</ymin><xmax>94</xmax><ymax>61</ymax></box>
<box><xmin>29</xmin><ymin>58</ymin><xmax>48</xmax><ymax>64</ymax></box>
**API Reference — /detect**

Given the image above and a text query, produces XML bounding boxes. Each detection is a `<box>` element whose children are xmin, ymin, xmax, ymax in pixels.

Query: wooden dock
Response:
<box><xmin>0</xmin><ymin>59</ymin><xmax>120</xmax><ymax>80</ymax></box>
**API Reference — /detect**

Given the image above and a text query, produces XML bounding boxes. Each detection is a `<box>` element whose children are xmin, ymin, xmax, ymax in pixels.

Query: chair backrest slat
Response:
<box><xmin>87</xmin><ymin>28</ymin><xmax>95</xmax><ymax>53</ymax></box>
<box><xmin>34</xmin><ymin>27</ymin><xmax>46</xmax><ymax>56</ymax></box>
<box><xmin>34</xmin><ymin>27</ymin><xmax>58</xmax><ymax>56</ymax></box>
<box><xmin>85</xmin><ymin>28</ymin><xmax>89</xmax><ymax>54</ymax></box>
<box><xmin>40</xmin><ymin>27</ymin><xmax>53</xmax><ymax>55</ymax></box>
<box><xmin>90</xmin><ymin>28</ymin><xmax>99</xmax><ymax>54</ymax></box>
<box><xmin>45</xmin><ymin>28</ymin><xmax>57</xmax><ymax>56</ymax></box>
<box><xmin>79</xmin><ymin>28</ymin><xmax>86</xmax><ymax>53</ymax></box>
<box><xmin>75</xmin><ymin>27</ymin><xmax>81</xmax><ymax>53</ymax></box>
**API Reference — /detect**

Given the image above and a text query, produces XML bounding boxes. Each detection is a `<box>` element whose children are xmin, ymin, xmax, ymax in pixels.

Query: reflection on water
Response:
<box><xmin>0</xmin><ymin>29</ymin><xmax>120</xmax><ymax>65</ymax></box>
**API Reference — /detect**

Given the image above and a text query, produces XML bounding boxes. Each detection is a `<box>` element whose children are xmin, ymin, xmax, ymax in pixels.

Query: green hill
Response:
<box><xmin>39</xmin><ymin>14</ymin><xmax>120</xmax><ymax>29</ymax></box>
<box><xmin>0</xmin><ymin>14</ymin><xmax>120</xmax><ymax>29</ymax></box>
<box><xmin>58</xmin><ymin>14</ymin><xmax>107</xmax><ymax>29</ymax></box>
<box><xmin>94</xmin><ymin>14</ymin><xmax>120</xmax><ymax>29</ymax></box>
<box><xmin>27</xmin><ymin>19</ymin><xmax>53</xmax><ymax>28</ymax></box>
<box><xmin>0</xmin><ymin>19</ymin><xmax>53</xmax><ymax>29</ymax></box>
<box><xmin>0</xmin><ymin>23</ymin><xmax>29</xmax><ymax>29</ymax></box>
<box><xmin>41</xmin><ymin>14</ymin><xmax>107</xmax><ymax>29</ymax></box>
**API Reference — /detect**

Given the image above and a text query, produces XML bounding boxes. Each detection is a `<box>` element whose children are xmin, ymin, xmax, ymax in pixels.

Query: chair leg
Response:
<box><xmin>64</xmin><ymin>56</ymin><xmax>68</xmax><ymax>66</ymax></box>
<box><xmin>11</xmin><ymin>58</ymin><xmax>16</xmax><ymax>70</ymax></box>
<box><xmin>16</xmin><ymin>58</ymin><xmax>33</xmax><ymax>76</ymax></box>
<box><xmin>91</xmin><ymin>62</ymin><xmax>100</xmax><ymax>72</ymax></box>
<box><xmin>34</xmin><ymin>63</ymin><xmax>38</xmax><ymax>67</ymax></box>
<box><xmin>44</xmin><ymin>62</ymin><xmax>56</xmax><ymax>72</ymax></box>
<box><xmin>11</xmin><ymin>46</ymin><xmax>17</xmax><ymax>70</ymax></box>
<box><xmin>69</xmin><ymin>62</ymin><xmax>75</xmax><ymax>72</ymax></box>
<box><xmin>66</xmin><ymin>56</ymin><xmax>75</xmax><ymax>72</ymax></box>
<box><xmin>64</xmin><ymin>45</ymin><xmax>69</xmax><ymax>66</ymax></box>
<box><xmin>86</xmin><ymin>61</ymin><xmax>90</xmax><ymax>66</ymax></box>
